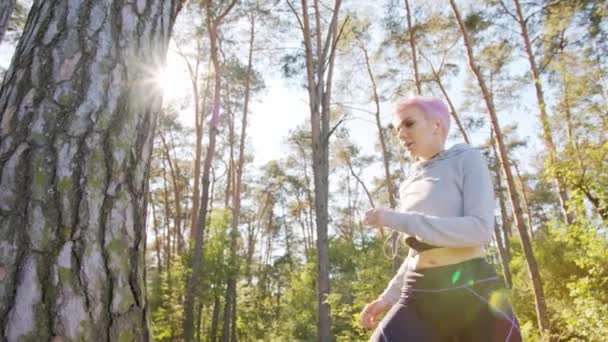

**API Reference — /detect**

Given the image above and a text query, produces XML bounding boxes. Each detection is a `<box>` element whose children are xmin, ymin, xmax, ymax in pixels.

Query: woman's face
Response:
<box><xmin>395</xmin><ymin>106</ymin><xmax>444</xmax><ymax>160</ymax></box>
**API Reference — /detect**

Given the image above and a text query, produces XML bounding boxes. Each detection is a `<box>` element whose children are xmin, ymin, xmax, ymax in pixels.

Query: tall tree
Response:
<box><xmin>222</xmin><ymin>6</ymin><xmax>259</xmax><ymax>341</ymax></box>
<box><xmin>510</xmin><ymin>0</ymin><xmax>572</xmax><ymax>224</ymax></box>
<box><xmin>286</xmin><ymin>0</ymin><xmax>345</xmax><ymax>340</ymax></box>
<box><xmin>0</xmin><ymin>0</ymin><xmax>183</xmax><ymax>340</ymax></box>
<box><xmin>183</xmin><ymin>1</ymin><xmax>237</xmax><ymax>340</ymax></box>
<box><xmin>404</xmin><ymin>0</ymin><xmax>422</xmax><ymax>94</ymax></box>
<box><xmin>449</xmin><ymin>0</ymin><xmax>549</xmax><ymax>335</ymax></box>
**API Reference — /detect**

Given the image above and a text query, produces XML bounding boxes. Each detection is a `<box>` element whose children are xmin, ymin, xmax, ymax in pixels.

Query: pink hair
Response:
<box><xmin>393</xmin><ymin>96</ymin><xmax>451</xmax><ymax>137</ymax></box>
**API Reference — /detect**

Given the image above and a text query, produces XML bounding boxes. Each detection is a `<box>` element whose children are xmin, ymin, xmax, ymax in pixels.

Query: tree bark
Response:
<box><xmin>0</xmin><ymin>0</ymin><xmax>15</xmax><ymax>44</ymax></box>
<box><xmin>0</xmin><ymin>1</ymin><xmax>181</xmax><ymax>340</ymax></box>
<box><xmin>221</xmin><ymin>283</ymin><xmax>232</xmax><ymax>342</ymax></box>
<box><xmin>210</xmin><ymin>292</ymin><xmax>221</xmax><ymax>342</ymax></box>
<box><xmin>450</xmin><ymin>0</ymin><xmax>549</xmax><ymax>334</ymax></box>
<box><xmin>196</xmin><ymin>300</ymin><xmax>203</xmax><ymax>342</ymax></box>
<box><xmin>513</xmin><ymin>0</ymin><xmax>572</xmax><ymax>225</ymax></box>
<box><xmin>183</xmin><ymin>1</ymin><xmax>237</xmax><ymax>340</ymax></box>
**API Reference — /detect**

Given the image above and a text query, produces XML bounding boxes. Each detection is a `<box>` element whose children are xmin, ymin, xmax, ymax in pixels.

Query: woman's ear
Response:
<box><xmin>433</xmin><ymin>122</ymin><xmax>440</xmax><ymax>135</ymax></box>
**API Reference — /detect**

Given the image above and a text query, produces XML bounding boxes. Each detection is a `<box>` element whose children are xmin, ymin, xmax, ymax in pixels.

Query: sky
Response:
<box><xmin>0</xmin><ymin>0</ymin><xmax>546</xmax><ymax>176</ymax></box>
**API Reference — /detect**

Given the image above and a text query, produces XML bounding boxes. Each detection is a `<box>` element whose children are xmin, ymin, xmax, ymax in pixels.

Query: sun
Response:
<box><xmin>154</xmin><ymin>54</ymin><xmax>191</xmax><ymax>103</ymax></box>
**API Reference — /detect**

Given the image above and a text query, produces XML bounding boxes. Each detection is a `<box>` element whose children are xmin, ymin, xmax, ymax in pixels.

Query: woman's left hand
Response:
<box><xmin>364</xmin><ymin>208</ymin><xmax>386</xmax><ymax>228</ymax></box>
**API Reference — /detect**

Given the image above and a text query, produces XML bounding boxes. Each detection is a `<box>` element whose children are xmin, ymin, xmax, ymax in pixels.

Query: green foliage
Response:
<box><xmin>509</xmin><ymin>201</ymin><xmax>608</xmax><ymax>341</ymax></box>
<box><xmin>150</xmin><ymin>256</ymin><xmax>188</xmax><ymax>341</ymax></box>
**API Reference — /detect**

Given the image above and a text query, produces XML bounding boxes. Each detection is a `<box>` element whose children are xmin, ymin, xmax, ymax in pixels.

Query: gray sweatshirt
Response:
<box><xmin>378</xmin><ymin>143</ymin><xmax>495</xmax><ymax>305</ymax></box>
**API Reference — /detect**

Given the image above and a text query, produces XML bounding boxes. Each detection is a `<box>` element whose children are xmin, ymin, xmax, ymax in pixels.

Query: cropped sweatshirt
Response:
<box><xmin>378</xmin><ymin>143</ymin><xmax>496</xmax><ymax>306</ymax></box>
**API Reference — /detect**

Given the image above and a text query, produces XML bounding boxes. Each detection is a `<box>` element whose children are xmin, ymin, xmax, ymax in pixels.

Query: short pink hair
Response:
<box><xmin>393</xmin><ymin>96</ymin><xmax>451</xmax><ymax>136</ymax></box>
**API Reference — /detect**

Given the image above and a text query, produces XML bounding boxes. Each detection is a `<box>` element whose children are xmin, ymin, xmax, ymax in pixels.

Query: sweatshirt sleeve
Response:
<box><xmin>381</xmin><ymin>149</ymin><xmax>495</xmax><ymax>247</ymax></box>
<box><xmin>377</xmin><ymin>253</ymin><xmax>410</xmax><ymax>306</ymax></box>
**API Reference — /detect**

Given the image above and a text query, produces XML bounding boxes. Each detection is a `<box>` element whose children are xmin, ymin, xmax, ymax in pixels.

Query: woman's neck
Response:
<box><xmin>419</xmin><ymin>145</ymin><xmax>445</xmax><ymax>161</ymax></box>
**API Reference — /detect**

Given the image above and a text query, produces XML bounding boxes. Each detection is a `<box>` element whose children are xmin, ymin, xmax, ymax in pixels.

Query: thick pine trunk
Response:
<box><xmin>0</xmin><ymin>0</ymin><xmax>15</xmax><ymax>44</ymax></box>
<box><xmin>450</xmin><ymin>0</ymin><xmax>549</xmax><ymax>334</ymax></box>
<box><xmin>0</xmin><ymin>1</ymin><xmax>180</xmax><ymax>340</ymax></box>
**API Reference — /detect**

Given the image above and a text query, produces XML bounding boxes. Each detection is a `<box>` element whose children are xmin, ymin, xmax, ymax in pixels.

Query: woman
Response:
<box><xmin>361</xmin><ymin>96</ymin><xmax>521</xmax><ymax>341</ymax></box>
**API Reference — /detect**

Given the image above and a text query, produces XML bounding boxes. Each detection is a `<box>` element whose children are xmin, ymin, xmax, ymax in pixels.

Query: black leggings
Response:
<box><xmin>370</xmin><ymin>258</ymin><xmax>522</xmax><ymax>342</ymax></box>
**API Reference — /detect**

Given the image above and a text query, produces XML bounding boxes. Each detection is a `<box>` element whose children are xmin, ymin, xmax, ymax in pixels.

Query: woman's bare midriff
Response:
<box><xmin>410</xmin><ymin>246</ymin><xmax>484</xmax><ymax>270</ymax></box>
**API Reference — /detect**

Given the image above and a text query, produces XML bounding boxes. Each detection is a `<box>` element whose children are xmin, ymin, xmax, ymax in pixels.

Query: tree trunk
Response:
<box><xmin>161</xmin><ymin>158</ymin><xmax>174</xmax><ymax>266</ymax></box>
<box><xmin>493</xmin><ymin>221</ymin><xmax>512</xmax><ymax>289</ymax></box>
<box><xmin>513</xmin><ymin>0</ymin><xmax>572</xmax><ymax>225</ymax></box>
<box><xmin>230</xmin><ymin>293</ymin><xmax>237</xmax><ymax>342</ymax></box>
<box><xmin>490</xmin><ymin>134</ymin><xmax>512</xmax><ymax>289</ymax></box>
<box><xmin>183</xmin><ymin>2</ymin><xmax>237</xmax><ymax>340</ymax></box>
<box><xmin>210</xmin><ymin>293</ymin><xmax>221</xmax><ymax>342</ymax></box>
<box><xmin>450</xmin><ymin>0</ymin><xmax>549</xmax><ymax>334</ymax></box>
<box><xmin>176</xmin><ymin>39</ymin><xmax>208</xmax><ymax>242</ymax></box>
<box><xmin>159</xmin><ymin>131</ymin><xmax>184</xmax><ymax>254</ymax></box>
<box><xmin>404</xmin><ymin>0</ymin><xmax>422</xmax><ymax>94</ymax></box>
<box><xmin>358</xmin><ymin>39</ymin><xmax>397</xmax><ymax>259</ymax></box>
<box><xmin>513</xmin><ymin>160</ymin><xmax>534</xmax><ymax>238</ymax></box>
<box><xmin>150</xmin><ymin>195</ymin><xmax>163</xmax><ymax>275</ymax></box>
<box><xmin>190</xmin><ymin>72</ymin><xmax>210</xmax><ymax>241</ymax></box>
<box><xmin>224</xmin><ymin>12</ymin><xmax>257</xmax><ymax>341</ymax></box>
<box><xmin>0</xmin><ymin>0</ymin><xmax>15</xmax><ymax>44</ymax></box>
<box><xmin>491</xmin><ymin>137</ymin><xmax>512</xmax><ymax>262</ymax></box>
<box><xmin>0</xmin><ymin>1</ymin><xmax>181</xmax><ymax>340</ymax></box>
<box><xmin>221</xmin><ymin>284</ymin><xmax>232</xmax><ymax>342</ymax></box>
<box><xmin>291</xmin><ymin>0</ymin><xmax>343</xmax><ymax>339</ymax></box>
<box><xmin>196</xmin><ymin>301</ymin><xmax>203</xmax><ymax>342</ymax></box>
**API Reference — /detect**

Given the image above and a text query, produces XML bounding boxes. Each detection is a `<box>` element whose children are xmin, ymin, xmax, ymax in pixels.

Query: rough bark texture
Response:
<box><xmin>0</xmin><ymin>0</ymin><xmax>180</xmax><ymax>340</ymax></box>
<box><xmin>513</xmin><ymin>0</ymin><xmax>572</xmax><ymax>224</ymax></box>
<box><xmin>450</xmin><ymin>0</ymin><xmax>549</xmax><ymax>334</ymax></box>
<box><xmin>0</xmin><ymin>0</ymin><xmax>16</xmax><ymax>44</ymax></box>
